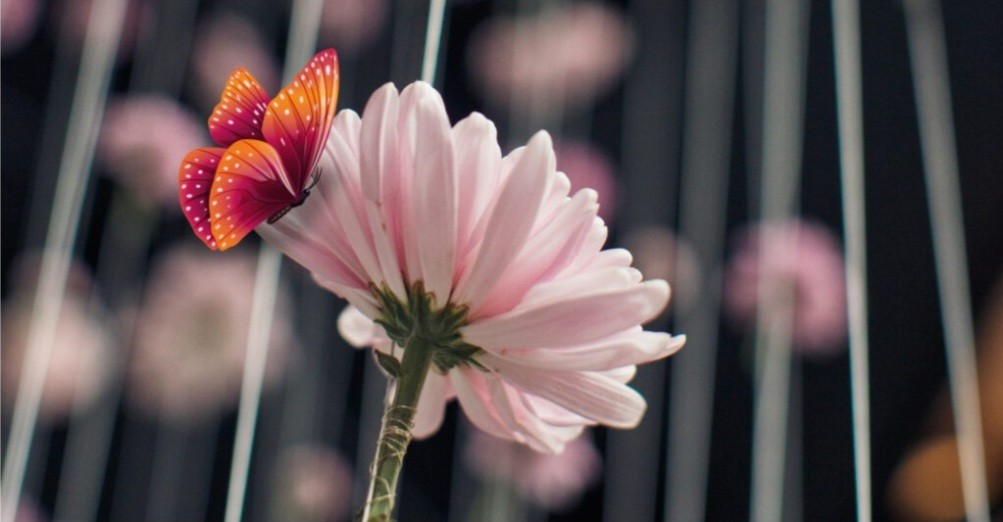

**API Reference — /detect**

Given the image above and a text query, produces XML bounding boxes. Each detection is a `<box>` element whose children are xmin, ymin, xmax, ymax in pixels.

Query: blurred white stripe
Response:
<box><xmin>0</xmin><ymin>0</ymin><xmax>128</xmax><ymax>519</ymax></box>
<box><xmin>830</xmin><ymin>1</ymin><xmax>872</xmax><ymax>520</ymax></box>
<box><xmin>749</xmin><ymin>0</ymin><xmax>809</xmax><ymax>521</ymax></box>
<box><xmin>663</xmin><ymin>1</ymin><xmax>739</xmax><ymax>521</ymax></box>
<box><xmin>903</xmin><ymin>2</ymin><xmax>991</xmax><ymax>521</ymax></box>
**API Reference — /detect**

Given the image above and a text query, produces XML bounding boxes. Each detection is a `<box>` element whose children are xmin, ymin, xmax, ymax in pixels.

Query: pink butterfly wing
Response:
<box><xmin>179</xmin><ymin>147</ymin><xmax>226</xmax><ymax>250</ymax></box>
<box><xmin>209</xmin><ymin>139</ymin><xmax>300</xmax><ymax>251</ymax></box>
<box><xmin>261</xmin><ymin>48</ymin><xmax>339</xmax><ymax>191</ymax></box>
<box><xmin>208</xmin><ymin>68</ymin><xmax>271</xmax><ymax>147</ymax></box>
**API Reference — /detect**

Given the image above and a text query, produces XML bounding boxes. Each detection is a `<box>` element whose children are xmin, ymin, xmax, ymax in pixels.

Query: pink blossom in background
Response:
<box><xmin>468</xmin><ymin>2</ymin><xmax>633</xmax><ymax>111</ymax></box>
<box><xmin>51</xmin><ymin>0</ymin><xmax>148</xmax><ymax>61</ymax></box>
<box><xmin>621</xmin><ymin>226</ymin><xmax>701</xmax><ymax>315</ymax></box>
<box><xmin>189</xmin><ymin>14</ymin><xmax>279</xmax><ymax>112</ymax></box>
<box><xmin>0</xmin><ymin>258</ymin><xmax>117</xmax><ymax>422</ymax></box>
<box><xmin>554</xmin><ymin>141</ymin><xmax>618</xmax><ymax>225</ymax></box>
<box><xmin>1</xmin><ymin>0</ymin><xmax>41</xmax><ymax>55</ymax></box>
<box><xmin>723</xmin><ymin>220</ymin><xmax>848</xmax><ymax>356</ymax></box>
<box><xmin>274</xmin><ymin>445</ymin><xmax>353</xmax><ymax>522</ymax></box>
<box><xmin>127</xmin><ymin>246</ymin><xmax>294</xmax><ymax>423</ymax></box>
<box><xmin>319</xmin><ymin>0</ymin><xmax>387</xmax><ymax>53</ymax></box>
<box><xmin>98</xmin><ymin>95</ymin><xmax>206</xmax><ymax>209</ymax></box>
<box><xmin>465</xmin><ymin>429</ymin><xmax>601</xmax><ymax>511</ymax></box>
<box><xmin>261</xmin><ymin>81</ymin><xmax>683</xmax><ymax>453</ymax></box>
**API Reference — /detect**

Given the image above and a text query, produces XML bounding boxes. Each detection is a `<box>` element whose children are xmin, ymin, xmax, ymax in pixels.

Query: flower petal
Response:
<box><xmin>413</xmin><ymin>371</ymin><xmax>450</xmax><ymax>438</ymax></box>
<box><xmin>485</xmin><ymin>330</ymin><xmax>686</xmax><ymax>371</ymax></box>
<box><xmin>453</xmin><ymin>131</ymin><xmax>555</xmax><ymax>309</ymax></box>
<box><xmin>412</xmin><ymin>92</ymin><xmax>456</xmax><ymax>307</ymax></box>
<box><xmin>488</xmin><ymin>360</ymin><xmax>647</xmax><ymax>428</ymax></box>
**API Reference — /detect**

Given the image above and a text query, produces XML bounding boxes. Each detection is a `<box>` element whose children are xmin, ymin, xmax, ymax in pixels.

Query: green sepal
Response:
<box><xmin>374</xmin><ymin>351</ymin><xmax>402</xmax><ymax>379</ymax></box>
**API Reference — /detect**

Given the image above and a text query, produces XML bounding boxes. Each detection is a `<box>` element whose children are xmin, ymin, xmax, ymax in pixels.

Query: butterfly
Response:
<box><xmin>178</xmin><ymin>49</ymin><xmax>340</xmax><ymax>251</ymax></box>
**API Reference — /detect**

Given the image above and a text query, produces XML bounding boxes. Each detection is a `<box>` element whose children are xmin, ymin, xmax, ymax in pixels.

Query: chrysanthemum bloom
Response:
<box><xmin>99</xmin><ymin>95</ymin><xmax>207</xmax><ymax>208</ymax></box>
<box><xmin>274</xmin><ymin>445</ymin><xmax>353</xmax><ymax>522</ymax></box>
<box><xmin>1</xmin><ymin>258</ymin><xmax>116</xmax><ymax>421</ymax></box>
<box><xmin>127</xmin><ymin>246</ymin><xmax>294</xmax><ymax>423</ymax></box>
<box><xmin>468</xmin><ymin>2</ymin><xmax>633</xmax><ymax>111</ymax></box>
<box><xmin>244</xmin><ymin>81</ymin><xmax>682</xmax><ymax>518</ymax></box>
<box><xmin>465</xmin><ymin>428</ymin><xmax>601</xmax><ymax>511</ymax></box>
<box><xmin>723</xmin><ymin>220</ymin><xmax>847</xmax><ymax>355</ymax></box>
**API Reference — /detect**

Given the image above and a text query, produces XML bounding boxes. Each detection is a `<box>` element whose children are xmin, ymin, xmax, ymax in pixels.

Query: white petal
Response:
<box><xmin>413</xmin><ymin>371</ymin><xmax>450</xmax><ymax>438</ymax></box>
<box><xmin>412</xmin><ymin>94</ymin><xmax>456</xmax><ymax>307</ymax></box>
<box><xmin>462</xmin><ymin>278</ymin><xmax>670</xmax><ymax>348</ymax></box>
<box><xmin>485</xmin><ymin>331</ymin><xmax>686</xmax><ymax>371</ymax></box>
<box><xmin>453</xmin><ymin>131</ymin><xmax>555</xmax><ymax>309</ymax></box>
<box><xmin>489</xmin><ymin>361</ymin><xmax>647</xmax><ymax>428</ymax></box>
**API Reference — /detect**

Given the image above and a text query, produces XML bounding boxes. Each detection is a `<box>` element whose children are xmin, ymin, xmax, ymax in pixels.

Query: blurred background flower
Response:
<box><xmin>98</xmin><ymin>95</ymin><xmax>207</xmax><ymax>209</ymax></box>
<box><xmin>723</xmin><ymin>220</ymin><xmax>847</xmax><ymax>356</ymax></box>
<box><xmin>468</xmin><ymin>2</ymin><xmax>633</xmax><ymax>113</ymax></box>
<box><xmin>1</xmin><ymin>0</ymin><xmax>41</xmax><ymax>55</ymax></box>
<box><xmin>126</xmin><ymin>245</ymin><xmax>295</xmax><ymax>423</ymax></box>
<box><xmin>318</xmin><ymin>0</ymin><xmax>388</xmax><ymax>53</ymax></box>
<box><xmin>273</xmin><ymin>444</ymin><xmax>354</xmax><ymax>522</ymax></box>
<box><xmin>188</xmin><ymin>14</ymin><xmax>280</xmax><ymax>113</ymax></box>
<box><xmin>1</xmin><ymin>256</ymin><xmax>118</xmax><ymax>422</ymax></box>
<box><xmin>464</xmin><ymin>428</ymin><xmax>601</xmax><ymax>511</ymax></box>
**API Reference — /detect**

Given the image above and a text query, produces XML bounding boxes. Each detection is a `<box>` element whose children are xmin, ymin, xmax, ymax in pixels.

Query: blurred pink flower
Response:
<box><xmin>127</xmin><ymin>246</ymin><xmax>294</xmax><ymax>423</ymax></box>
<box><xmin>465</xmin><ymin>429</ymin><xmax>601</xmax><ymax>511</ymax></box>
<box><xmin>1</xmin><ymin>0</ymin><xmax>41</xmax><ymax>54</ymax></box>
<box><xmin>468</xmin><ymin>3</ymin><xmax>633</xmax><ymax>111</ymax></box>
<box><xmin>263</xmin><ymin>81</ymin><xmax>683</xmax><ymax>453</ymax></box>
<box><xmin>723</xmin><ymin>220</ymin><xmax>848</xmax><ymax>355</ymax></box>
<box><xmin>189</xmin><ymin>15</ymin><xmax>280</xmax><ymax>112</ymax></box>
<box><xmin>1</xmin><ymin>258</ymin><xmax>117</xmax><ymax>422</ymax></box>
<box><xmin>98</xmin><ymin>95</ymin><xmax>206</xmax><ymax>208</ymax></box>
<box><xmin>319</xmin><ymin>0</ymin><xmax>388</xmax><ymax>53</ymax></box>
<box><xmin>554</xmin><ymin>141</ymin><xmax>618</xmax><ymax>225</ymax></box>
<box><xmin>51</xmin><ymin>0</ymin><xmax>148</xmax><ymax>61</ymax></box>
<box><xmin>274</xmin><ymin>445</ymin><xmax>353</xmax><ymax>522</ymax></box>
<box><xmin>621</xmin><ymin>226</ymin><xmax>701</xmax><ymax>314</ymax></box>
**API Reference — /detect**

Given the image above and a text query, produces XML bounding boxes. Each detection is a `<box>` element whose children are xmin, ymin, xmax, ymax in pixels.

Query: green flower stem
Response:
<box><xmin>361</xmin><ymin>333</ymin><xmax>436</xmax><ymax>522</ymax></box>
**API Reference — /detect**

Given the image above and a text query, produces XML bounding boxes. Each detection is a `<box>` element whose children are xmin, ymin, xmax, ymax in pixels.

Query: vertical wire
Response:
<box><xmin>902</xmin><ymin>2</ymin><xmax>991</xmax><ymax>520</ymax></box>
<box><xmin>222</xmin><ymin>1</ymin><xmax>326</xmax><ymax>521</ymax></box>
<box><xmin>663</xmin><ymin>1</ymin><xmax>739</xmax><ymax>521</ymax></box>
<box><xmin>0</xmin><ymin>0</ymin><xmax>128</xmax><ymax>519</ymax></box>
<box><xmin>830</xmin><ymin>1</ymin><xmax>872</xmax><ymax>520</ymax></box>
<box><xmin>748</xmin><ymin>0</ymin><xmax>810</xmax><ymax>521</ymax></box>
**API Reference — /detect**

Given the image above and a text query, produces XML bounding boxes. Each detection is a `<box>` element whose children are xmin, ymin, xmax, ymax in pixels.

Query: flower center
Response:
<box><xmin>370</xmin><ymin>282</ymin><xmax>485</xmax><ymax>375</ymax></box>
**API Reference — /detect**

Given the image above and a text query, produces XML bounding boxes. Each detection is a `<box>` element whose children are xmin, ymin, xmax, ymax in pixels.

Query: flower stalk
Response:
<box><xmin>360</xmin><ymin>287</ymin><xmax>445</xmax><ymax>521</ymax></box>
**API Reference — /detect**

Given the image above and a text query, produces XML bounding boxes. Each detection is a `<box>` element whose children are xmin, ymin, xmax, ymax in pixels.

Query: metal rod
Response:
<box><xmin>830</xmin><ymin>1</ymin><xmax>872</xmax><ymax>520</ymax></box>
<box><xmin>902</xmin><ymin>2</ymin><xmax>991</xmax><ymax>521</ymax></box>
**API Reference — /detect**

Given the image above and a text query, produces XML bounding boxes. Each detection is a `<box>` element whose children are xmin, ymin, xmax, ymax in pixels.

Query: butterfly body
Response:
<box><xmin>179</xmin><ymin>49</ymin><xmax>340</xmax><ymax>251</ymax></box>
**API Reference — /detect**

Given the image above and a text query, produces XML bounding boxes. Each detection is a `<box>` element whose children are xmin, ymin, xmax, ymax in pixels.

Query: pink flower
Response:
<box><xmin>1</xmin><ymin>0</ymin><xmax>40</xmax><ymax>55</ymax></box>
<box><xmin>98</xmin><ymin>95</ymin><xmax>207</xmax><ymax>208</ymax></box>
<box><xmin>464</xmin><ymin>428</ymin><xmax>601</xmax><ymax>510</ymax></box>
<box><xmin>468</xmin><ymin>3</ymin><xmax>634</xmax><ymax>111</ymax></box>
<box><xmin>260</xmin><ymin>81</ymin><xmax>683</xmax><ymax>453</ymax></box>
<box><xmin>189</xmin><ymin>15</ymin><xmax>280</xmax><ymax>113</ymax></box>
<box><xmin>723</xmin><ymin>220</ymin><xmax>848</xmax><ymax>355</ymax></box>
<box><xmin>127</xmin><ymin>246</ymin><xmax>294</xmax><ymax>423</ymax></box>
<box><xmin>51</xmin><ymin>0</ymin><xmax>149</xmax><ymax>61</ymax></box>
<box><xmin>319</xmin><ymin>0</ymin><xmax>388</xmax><ymax>53</ymax></box>
<box><xmin>274</xmin><ymin>445</ymin><xmax>353</xmax><ymax>522</ymax></box>
<box><xmin>554</xmin><ymin>141</ymin><xmax>618</xmax><ymax>225</ymax></box>
<box><xmin>1</xmin><ymin>258</ymin><xmax>116</xmax><ymax>422</ymax></box>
